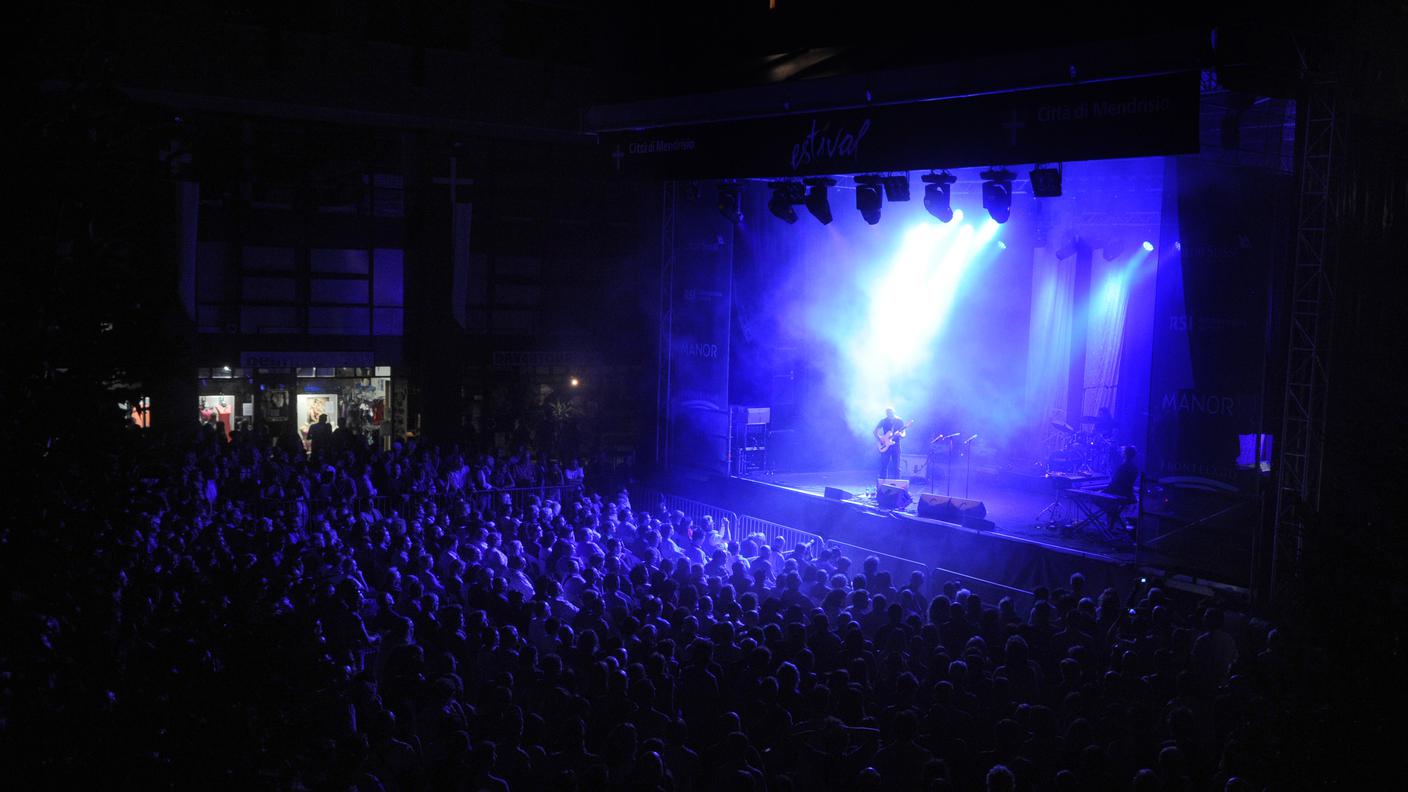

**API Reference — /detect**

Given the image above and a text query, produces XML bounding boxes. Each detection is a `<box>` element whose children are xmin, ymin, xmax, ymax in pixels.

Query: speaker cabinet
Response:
<box><xmin>876</xmin><ymin>478</ymin><xmax>912</xmax><ymax>510</ymax></box>
<box><xmin>824</xmin><ymin>486</ymin><xmax>855</xmax><ymax>500</ymax></box>
<box><xmin>917</xmin><ymin>494</ymin><xmax>988</xmax><ymax>522</ymax></box>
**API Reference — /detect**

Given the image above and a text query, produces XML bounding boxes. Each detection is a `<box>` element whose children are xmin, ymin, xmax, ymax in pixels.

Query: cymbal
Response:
<box><xmin>1051</xmin><ymin>421</ymin><xmax>1076</xmax><ymax>433</ymax></box>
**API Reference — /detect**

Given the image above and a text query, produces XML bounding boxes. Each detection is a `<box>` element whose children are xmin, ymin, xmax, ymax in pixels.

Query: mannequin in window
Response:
<box><xmin>215</xmin><ymin>398</ymin><xmax>233</xmax><ymax>441</ymax></box>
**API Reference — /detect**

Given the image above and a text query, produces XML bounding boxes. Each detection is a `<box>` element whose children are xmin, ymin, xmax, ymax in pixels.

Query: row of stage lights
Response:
<box><xmin>718</xmin><ymin>165</ymin><xmax>1063</xmax><ymax>226</ymax></box>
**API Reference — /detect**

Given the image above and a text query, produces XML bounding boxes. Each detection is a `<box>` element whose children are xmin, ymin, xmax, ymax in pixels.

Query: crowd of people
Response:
<box><xmin>3</xmin><ymin>424</ymin><xmax>1311</xmax><ymax>790</ymax></box>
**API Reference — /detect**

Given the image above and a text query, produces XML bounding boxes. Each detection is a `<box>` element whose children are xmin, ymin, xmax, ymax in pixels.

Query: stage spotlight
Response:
<box><xmin>1174</xmin><ymin>241</ymin><xmax>1182</xmax><ymax>251</ymax></box>
<box><xmin>997</xmin><ymin>241</ymin><xmax>1008</xmax><ymax>250</ymax></box>
<box><xmin>768</xmin><ymin>182</ymin><xmax>805</xmax><ymax>224</ymax></box>
<box><xmin>980</xmin><ymin>168</ymin><xmax>1015</xmax><ymax>223</ymax></box>
<box><xmin>921</xmin><ymin>171</ymin><xmax>957</xmax><ymax>222</ymax></box>
<box><xmin>1142</xmin><ymin>240</ymin><xmax>1155</xmax><ymax>252</ymax></box>
<box><xmin>854</xmin><ymin>175</ymin><xmax>884</xmax><ymax>225</ymax></box>
<box><xmin>1029</xmin><ymin>165</ymin><xmax>1062</xmax><ymax>197</ymax></box>
<box><xmin>882</xmin><ymin>175</ymin><xmax>911</xmax><ymax>202</ymax></box>
<box><xmin>717</xmin><ymin>184</ymin><xmax>742</xmax><ymax>224</ymax></box>
<box><xmin>803</xmin><ymin>177</ymin><xmax>836</xmax><ymax>224</ymax></box>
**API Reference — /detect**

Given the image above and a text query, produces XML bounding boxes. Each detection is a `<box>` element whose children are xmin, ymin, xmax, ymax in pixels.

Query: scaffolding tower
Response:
<box><xmin>1271</xmin><ymin>77</ymin><xmax>1337</xmax><ymax>604</ymax></box>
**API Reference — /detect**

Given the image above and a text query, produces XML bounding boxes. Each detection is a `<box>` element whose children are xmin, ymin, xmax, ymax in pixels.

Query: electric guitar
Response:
<box><xmin>875</xmin><ymin>419</ymin><xmax>915</xmax><ymax>453</ymax></box>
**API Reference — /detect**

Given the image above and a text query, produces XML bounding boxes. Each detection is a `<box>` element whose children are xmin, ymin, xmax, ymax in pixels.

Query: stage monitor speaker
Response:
<box><xmin>876</xmin><ymin>478</ymin><xmax>912</xmax><ymax>510</ymax></box>
<box><xmin>917</xmin><ymin>494</ymin><xmax>988</xmax><ymax>523</ymax></box>
<box><xmin>824</xmin><ymin>486</ymin><xmax>855</xmax><ymax>500</ymax></box>
<box><xmin>731</xmin><ymin>406</ymin><xmax>771</xmax><ymax>426</ymax></box>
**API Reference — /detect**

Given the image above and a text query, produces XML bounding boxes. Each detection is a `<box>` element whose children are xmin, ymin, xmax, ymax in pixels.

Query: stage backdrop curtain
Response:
<box><xmin>1081</xmin><ymin>252</ymin><xmax>1131</xmax><ymax>419</ymax></box>
<box><xmin>1026</xmin><ymin>247</ymin><xmax>1074</xmax><ymax>456</ymax></box>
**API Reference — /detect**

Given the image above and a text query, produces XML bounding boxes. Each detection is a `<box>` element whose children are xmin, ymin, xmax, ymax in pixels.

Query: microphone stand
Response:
<box><xmin>926</xmin><ymin>434</ymin><xmax>952</xmax><ymax>494</ymax></box>
<box><xmin>963</xmin><ymin>435</ymin><xmax>978</xmax><ymax>500</ymax></box>
<box><xmin>947</xmin><ymin>439</ymin><xmax>956</xmax><ymax>497</ymax></box>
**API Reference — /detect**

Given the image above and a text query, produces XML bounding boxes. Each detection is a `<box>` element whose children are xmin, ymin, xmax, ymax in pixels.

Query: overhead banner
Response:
<box><xmin>602</xmin><ymin>72</ymin><xmax>1200</xmax><ymax>180</ymax></box>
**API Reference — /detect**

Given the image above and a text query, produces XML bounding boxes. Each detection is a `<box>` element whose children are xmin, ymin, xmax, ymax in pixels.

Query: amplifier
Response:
<box><xmin>731</xmin><ymin>406</ymin><xmax>771</xmax><ymax>426</ymax></box>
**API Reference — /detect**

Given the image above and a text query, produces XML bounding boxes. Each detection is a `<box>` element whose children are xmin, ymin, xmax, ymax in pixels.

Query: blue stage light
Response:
<box><xmin>1142</xmin><ymin>240</ymin><xmax>1155</xmax><ymax>252</ymax></box>
<box><xmin>854</xmin><ymin>176</ymin><xmax>884</xmax><ymax>225</ymax></box>
<box><xmin>921</xmin><ymin>171</ymin><xmax>957</xmax><ymax>223</ymax></box>
<box><xmin>980</xmin><ymin>168</ymin><xmax>1015</xmax><ymax>224</ymax></box>
<box><xmin>804</xmin><ymin>177</ymin><xmax>836</xmax><ymax>225</ymax></box>
<box><xmin>768</xmin><ymin>181</ymin><xmax>804</xmax><ymax>224</ymax></box>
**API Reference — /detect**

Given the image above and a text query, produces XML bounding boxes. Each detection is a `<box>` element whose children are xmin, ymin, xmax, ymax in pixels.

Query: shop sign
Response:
<box><xmin>240</xmin><ymin>351</ymin><xmax>376</xmax><ymax>369</ymax></box>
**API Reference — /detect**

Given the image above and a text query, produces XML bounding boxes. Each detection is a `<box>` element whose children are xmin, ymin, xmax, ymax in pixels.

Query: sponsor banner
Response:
<box><xmin>240</xmin><ymin>350</ymin><xmax>375</xmax><ymax>369</ymax></box>
<box><xmin>668</xmin><ymin>204</ymin><xmax>734</xmax><ymax>472</ymax></box>
<box><xmin>602</xmin><ymin>72</ymin><xmax>1199</xmax><ymax>180</ymax></box>
<box><xmin>1146</xmin><ymin>159</ymin><xmax>1287</xmax><ymax>484</ymax></box>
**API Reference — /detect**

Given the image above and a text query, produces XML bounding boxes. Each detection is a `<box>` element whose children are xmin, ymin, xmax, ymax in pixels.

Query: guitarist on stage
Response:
<box><xmin>874</xmin><ymin>407</ymin><xmax>912</xmax><ymax>479</ymax></box>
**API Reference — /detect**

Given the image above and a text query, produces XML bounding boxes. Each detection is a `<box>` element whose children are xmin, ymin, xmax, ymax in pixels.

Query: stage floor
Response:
<box><xmin>744</xmin><ymin>467</ymin><xmax>1143</xmax><ymax>564</ymax></box>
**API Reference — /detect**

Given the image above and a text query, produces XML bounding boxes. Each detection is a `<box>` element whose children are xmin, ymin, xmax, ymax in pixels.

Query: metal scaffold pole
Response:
<box><xmin>656</xmin><ymin>181</ymin><xmax>677</xmax><ymax>468</ymax></box>
<box><xmin>1270</xmin><ymin>77</ymin><xmax>1337</xmax><ymax>606</ymax></box>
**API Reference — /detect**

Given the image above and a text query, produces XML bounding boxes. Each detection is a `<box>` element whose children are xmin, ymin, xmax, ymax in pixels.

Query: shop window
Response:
<box><xmin>373</xmin><ymin>248</ymin><xmax>404</xmax><ymax>306</ymax></box>
<box><xmin>196</xmin><ymin>241</ymin><xmax>230</xmax><ymax>302</ymax></box>
<box><xmin>121</xmin><ymin>396</ymin><xmax>151</xmax><ymax>428</ymax></box>
<box><xmin>241</xmin><ymin>276</ymin><xmax>296</xmax><ymax>302</ymax></box>
<box><xmin>309</xmin><ymin>306</ymin><xmax>370</xmax><ymax>336</ymax></box>
<box><xmin>373</xmin><ymin>307</ymin><xmax>404</xmax><ymax>336</ymax></box>
<box><xmin>311</xmin><ymin>248</ymin><xmax>370</xmax><ymax>275</ymax></box>
<box><xmin>312</xmin><ymin>279</ymin><xmax>370</xmax><ymax>305</ymax></box>
<box><xmin>242</xmin><ymin>306</ymin><xmax>300</xmax><ymax>334</ymax></box>
<box><xmin>197</xmin><ymin>304</ymin><xmax>237</xmax><ymax>334</ymax></box>
<box><xmin>372</xmin><ymin>174</ymin><xmax>404</xmax><ymax>218</ymax></box>
<box><xmin>198</xmin><ymin>394</ymin><xmax>236</xmax><ymax>440</ymax></box>
<box><xmin>242</xmin><ymin>245</ymin><xmax>296</xmax><ymax>273</ymax></box>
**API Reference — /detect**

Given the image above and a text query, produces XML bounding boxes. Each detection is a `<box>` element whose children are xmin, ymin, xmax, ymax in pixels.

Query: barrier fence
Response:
<box><xmin>736</xmin><ymin>514</ymin><xmax>825</xmax><ymax>556</ymax></box>
<box><xmin>631</xmin><ymin>487</ymin><xmax>741</xmax><ymax>542</ymax></box>
<box><xmin>824</xmin><ymin>539</ymin><xmax>1033</xmax><ymax>604</ymax></box>
<box><xmin>635</xmin><ymin>490</ymin><xmax>1035</xmax><ymax>602</ymax></box>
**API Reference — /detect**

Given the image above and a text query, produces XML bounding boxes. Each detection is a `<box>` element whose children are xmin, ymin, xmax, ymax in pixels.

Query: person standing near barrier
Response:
<box><xmin>565</xmin><ymin>458</ymin><xmax>585</xmax><ymax>490</ymax></box>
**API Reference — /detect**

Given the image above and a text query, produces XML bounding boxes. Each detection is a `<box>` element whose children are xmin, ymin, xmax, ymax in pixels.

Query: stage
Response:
<box><xmin>651</xmin><ymin>154</ymin><xmax>1277</xmax><ymax>601</ymax></box>
<box><xmin>653</xmin><ymin>464</ymin><xmax>1252</xmax><ymax>599</ymax></box>
<box><xmin>749</xmin><ymin>466</ymin><xmax>1146</xmax><ymax>561</ymax></box>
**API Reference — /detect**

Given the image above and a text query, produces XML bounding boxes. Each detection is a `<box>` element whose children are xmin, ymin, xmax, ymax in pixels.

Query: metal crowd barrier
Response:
<box><xmin>824</xmin><ymin>538</ymin><xmax>1033</xmax><ymax>603</ymax></box>
<box><xmin>632</xmin><ymin>487</ymin><xmax>741</xmax><ymax>542</ymax></box>
<box><xmin>736</xmin><ymin>514</ymin><xmax>825</xmax><ymax>555</ymax></box>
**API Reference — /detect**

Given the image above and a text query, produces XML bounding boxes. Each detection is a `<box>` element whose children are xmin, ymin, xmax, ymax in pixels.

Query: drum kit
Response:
<box><xmin>1047</xmin><ymin>416</ymin><xmax>1117</xmax><ymax>475</ymax></box>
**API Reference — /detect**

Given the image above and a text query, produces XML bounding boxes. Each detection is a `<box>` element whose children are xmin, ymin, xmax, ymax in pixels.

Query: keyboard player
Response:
<box><xmin>1102</xmin><ymin>446</ymin><xmax>1139</xmax><ymax>533</ymax></box>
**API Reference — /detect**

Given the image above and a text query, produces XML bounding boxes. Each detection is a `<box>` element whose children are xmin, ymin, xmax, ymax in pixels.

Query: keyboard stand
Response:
<box><xmin>1067</xmin><ymin>489</ymin><xmax>1134</xmax><ymax>543</ymax></box>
